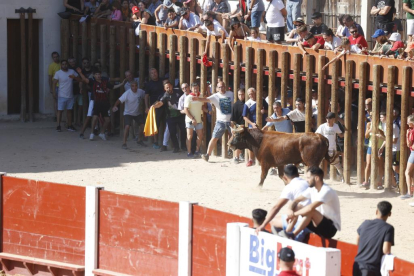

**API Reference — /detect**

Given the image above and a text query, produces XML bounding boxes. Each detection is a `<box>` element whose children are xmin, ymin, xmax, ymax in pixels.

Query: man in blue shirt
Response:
<box><xmin>264</xmin><ymin>100</ymin><xmax>293</xmax><ymax>133</ymax></box>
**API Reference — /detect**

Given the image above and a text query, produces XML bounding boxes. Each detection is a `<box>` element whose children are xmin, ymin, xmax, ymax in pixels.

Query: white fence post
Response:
<box><xmin>84</xmin><ymin>186</ymin><xmax>103</xmax><ymax>276</ymax></box>
<box><xmin>226</xmin><ymin>222</ymin><xmax>248</xmax><ymax>276</ymax></box>
<box><xmin>178</xmin><ymin>201</ymin><xmax>198</xmax><ymax>276</ymax></box>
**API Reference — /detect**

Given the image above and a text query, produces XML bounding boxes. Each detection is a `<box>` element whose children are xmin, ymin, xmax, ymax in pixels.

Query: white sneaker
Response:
<box><xmin>400</xmin><ymin>193</ymin><xmax>412</xmax><ymax>199</ymax></box>
<box><xmin>99</xmin><ymin>133</ymin><xmax>107</xmax><ymax>141</ymax></box>
<box><xmin>89</xmin><ymin>133</ymin><xmax>94</xmax><ymax>141</ymax></box>
<box><xmin>409</xmin><ymin>202</ymin><xmax>414</xmax><ymax>207</ymax></box>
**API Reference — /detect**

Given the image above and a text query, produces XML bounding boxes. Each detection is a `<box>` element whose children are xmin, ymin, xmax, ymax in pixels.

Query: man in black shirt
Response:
<box><xmin>371</xmin><ymin>0</ymin><xmax>395</xmax><ymax>33</ymax></box>
<box><xmin>231</xmin><ymin>88</ymin><xmax>245</xmax><ymax>164</ymax></box>
<box><xmin>310</xmin><ymin>12</ymin><xmax>328</xmax><ymax>35</ymax></box>
<box><xmin>145</xmin><ymin>68</ymin><xmax>165</xmax><ymax>149</ymax></box>
<box><xmin>353</xmin><ymin>201</ymin><xmax>394</xmax><ymax>276</ymax></box>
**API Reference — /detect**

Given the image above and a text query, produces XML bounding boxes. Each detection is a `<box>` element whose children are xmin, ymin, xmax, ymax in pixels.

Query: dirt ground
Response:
<box><xmin>1</xmin><ymin>120</ymin><xmax>413</xmax><ymax>262</ymax></box>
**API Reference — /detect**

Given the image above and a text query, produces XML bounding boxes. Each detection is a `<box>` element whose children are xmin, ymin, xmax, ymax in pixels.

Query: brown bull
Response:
<box><xmin>227</xmin><ymin>126</ymin><xmax>333</xmax><ymax>186</ymax></box>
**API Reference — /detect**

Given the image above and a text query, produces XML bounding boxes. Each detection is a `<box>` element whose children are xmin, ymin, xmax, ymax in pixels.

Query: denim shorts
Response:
<box><xmin>58</xmin><ymin>97</ymin><xmax>74</xmax><ymax>111</ymax></box>
<box><xmin>250</xmin><ymin>11</ymin><xmax>263</xmax><ymax>28</ymax></box>
<box><xmin>212</xmin><ymin>121</ymin><xmax>231</xmax><ymax>139</ymax></box>
<box><xmin>74</xmin><ymin>94</ymin><xmax>83</xmax><ymax>106</ymax></box>
<box><xmin>409</xmin><ymin>151</ymin><xmax>414</xmax><ymax>164</ymax></box>
<box><xmin>186</xmin><ymin>122</ymin><xmax>203</xmax><ymax>130</ymax></box>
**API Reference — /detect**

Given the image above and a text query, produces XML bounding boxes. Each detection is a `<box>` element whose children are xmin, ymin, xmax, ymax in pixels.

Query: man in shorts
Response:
<box><xmin>52</xmin><ymin>60</ymin><xmax>78</xmax><ymax>132</ymax></box>
<box><xmin>245</xmin><ymin>0</ymin><xmax>264</xmax><ymax>29</ymax></box>
<box><xmin>48</xmin><ymin>52</ymin><xmax>60</xmax><ymax>120</ymax></box>
<box><xmin>193</xmin><ymin>81</ymin><xmax>234</xmax><ymax>162</ymax></box>
<box><xmin>265</xmin><ymin>0</ymin><xmax>287</xmax><ymax>44</ymax></box>
<box><xmin>112</xmin><ymin>80</ymin><xmax>146</xmax><ymax>149</ymax></box>
<box><xmin>79</xmin><ymin>58</ymin><xmax>96</xmax><ymax>139</ymax></box>
<box><xmin>403</xmin><ymin>0</ymin><xmax>414</xmax><ymax>42</ymax></box>
<box><xmin>184</xmin><ymin>82</ymin><xmax>204</xmax><ymax>158</ymax></box>
<box><xmin>281</xmin><ymin>166</ymin><xmax>341</xmax><ymax>240</ymax></box>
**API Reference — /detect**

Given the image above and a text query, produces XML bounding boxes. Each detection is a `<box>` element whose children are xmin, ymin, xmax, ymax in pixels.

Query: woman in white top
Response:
<box><xmin>322</xmin><ymin>28</ymin><xmax>342</xmax><ymax>53</ymax></box>
<box><xmin>335</xmin><ymin>14</ymin><xmax>346</xmax><ymax>38</ymax></box>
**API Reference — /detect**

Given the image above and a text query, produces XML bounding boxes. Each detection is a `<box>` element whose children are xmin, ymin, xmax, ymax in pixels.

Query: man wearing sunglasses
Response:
<box><xmin>348</xmin><ymin>26</ymin><xmax>368</xmax><ymax>50</ymax></box>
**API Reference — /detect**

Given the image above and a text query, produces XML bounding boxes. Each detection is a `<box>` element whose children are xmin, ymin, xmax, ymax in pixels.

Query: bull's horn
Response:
<box><xmin>232</xmin><ymin>126</ymin><xmax>244</xmax><ymax>134</ymax></box>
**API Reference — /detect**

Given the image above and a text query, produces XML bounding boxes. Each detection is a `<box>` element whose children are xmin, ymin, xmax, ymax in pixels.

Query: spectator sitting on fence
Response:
<box><xmin>369</xmin><ymin>29</ymin><xmax>389</xmax><ymax>56</ymax></box>
<box><xmin>64</xmin><ymin>0</ymin><xmax>84</xmax><ymax>14</ymax></box>
<box><xmin>278</xmin><ymin>248</ymin><xmax>300</xmax><ymax>276</ymax></box>
<box><xmin>84</xmin><ymin>0</ymin><xmax>99</xmax><ymax>16</ymax></box>
<box><xmin>164</xmin><ymin>8</ymin><xmax>179</xmax><ymax>29</ymax></box>
<box><xmin>178</xmin><ymin>8</ymin><xmax>201</xmax><ymax>30</ymax></box>
<box><xmin>183</xmin><ymin>0</ymin><xmax>203</xmax><ymax>18</ymax></box>
<box><xmin>227</xmin><ymin>18</ymin><xmax>250</xmax><ymax>52</ymax></box>
<box><xmin>371</xmin><ymin>0</ymin><xmax>395</xmax><ymax>34</ymax></box>
<box><xmin>265</xmin><ymin>0</ymin><xmax>286</xmax><ymax>44</ymax></box>
<box><xmin>131</xmin><ymin>5</ymin><xmax>141</xmax><ymax>25</ymax></box>
<box><xmin>109</xmin><ymin>1</ymin><xmax>123</xmax><ymax>21</ymax></box>
<box><xmin>380</xmin><ymin>32</ymin><xmax>405</xmax><ymax>59</ymax></box>
<box><xmin>335</xmin><ymin>14</ymin><xmax>346</xmax><ymax>37</ymax></box>
<box><xmin>231</xmin><ymin>88</ymin><xmax>245</xmax><ymax>164</ymax></box>
<box><xmin>246</xmin><ymin>27</ymin><xmax>261</xmax><ymax>41</ymax></box>
<box><xmin>148</xmin><ymin>0</ymin><xmax>163</xmax><ymax>14</ymax></box>
<box><xmin>285</xmin><ymin>17</ymin><xmax>305</xmax><ymax>45</ymax></box>
<box><xmin>112</xmin><ymin>81</ymin><xmax>146</xmax><ymax>149</ymax></box>
<box><xmin>298</xmin><ymin>33</ymin><xmax>325</xmax><ymax>57</ymax></box>
<box><xmin>209</xmin><ymin>0</ymin><xmax>229</xmax><ymax>30</ymax></box>
<box><xmin>348</xmin><ymin>25</ymin><xmax>368</xmax><ymax>52</ymax></box>
<box><xmin>202</xmin><ymin>20</ymin><xmax>228</xmax><ymax>56</ymax></box>
<box><xmin>121</xmin><ymin>0</ymin><xmax>131</xmax><ymax>21</ymax></box>
<box><xmin>155</xmin><ymin>0</ymin><xmax>176</xmax><ymax>27</ymax></box>
<box><xmin>93</xmin><ymin>0</ymin><xmax>112</xmax><ymax>18</ymax></box>
<box><xmin>342</xmin><ymin>15</ymin><xmax>365</xmax><ymax>38</ymax></box>
<box><xmin>322</xmin><ymin>38</ymin><xmax>367</xmax><ymax>70</ymax></box>
<box><xmin>353</xmin><ymin>201</ymin><xmax>394</xmax><ymax>276</ymax></box>
<box><xmin>252</xmin><ymin>209</ymin><xmax>270</xmax><ymax>233</ymax></box>
<box><xmin>138</xmin><ymin>1</ymin><xmax>156</xmax><ymax>25</ymax></box>
<box><xmin>309</xmin><ymin>12</ymin><xmax>328</xmax><ymax>35</ymax></box>
<box><xmin>322</xmin><ymin>28</ymin><xmax>342</xmax><ymax>53</ymax></box>
<box><xmin>198</xmin><ymin>11</ymin><xmax>223</xmax><ymax>34</ymax></box>
<box><xmin>401</xmin><ymin>42</ymin><xmax>414</xmax><ymax>61</ymax></box>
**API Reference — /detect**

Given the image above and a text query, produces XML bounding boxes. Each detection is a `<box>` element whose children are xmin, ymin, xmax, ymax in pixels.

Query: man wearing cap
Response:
<box><xmin>381</xmin><ymin>32</ymin><xmax>405</xmax><ymax>58</ymax></box>
<box><xmin>265</xmin><ymin>0</ymin><xmax>287</xmax><ymax>44</ymax></box>
<box><xmin>298</xmin><ymin>33</ymin><xmax>325</xmax><ymax>57</ymax></box>
<box><xmin>309</xmin><ymin>12</ymin><xmax>328</xmax><ymax>35</ymax></box>
<box><xmin>286</xmin><ymin>0</ymin><xmax>302</xmax><ymax>32</ymax></box>
<box><xmin>403</xmin><ymin>0</ymin><xmax>414</xmax><ymax>42</ymax></box>
<box><xmin>278</xmin><ymin>248</ymin><xmax>300</xmax><ymax>276</ymax></box>
<box><xmin>178</xmin><ymin>7</ymin><xmax>201</xmax><ymax>30</ymax></box>
<box><xmin>316</xmin><ymin>112</ymin><xmax>344</xmax><ymax>182</ymax></box>
<box><xmin>286</xmin><ymin>18</ymin><xmax>305</xmax><ymax>45</ymax></box>
<box><xmin>370</xmin><ymin>29</ymin><xmax>388</xmax><ymax>55</ymax></box>
<box><xmin>371</xmin><ymin>0</ymin><xmax>395</xmax><ymax>33</ymax></box>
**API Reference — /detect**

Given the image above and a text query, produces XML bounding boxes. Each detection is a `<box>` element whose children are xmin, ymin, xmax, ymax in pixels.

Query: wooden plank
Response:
<box><xmin>179</xmin><ymin>36</ymin><xmax>188</xmax><ymax>86</ymax></box>
<box><xmin>344</xmin><ymin>60</ymin><xmax>353</xmax><ymax>184</ymax></box>
<box><xmin>149</xmin><ymin>31</ymin><xmax>157</xmax><ymax>71</ymax></box>
<box><xmin>0</xmin><ymin>253</ymin><xmax>85</xmax><ymax>271</ymax></box>
<box><xmin>93</xmin><ymin>268</ymin><xmax>131</xmax><ymax>276</ymax></box>
<box><xmin>245</xmin><ymin>47</ymin><xmax>253</xmax><ymax>89</ymax></box>
<box><xmin>20</xmin><ymin>13</ymin><xmax>27</xmax><ymax>122</ymax></box>
<box><xmin>357</xmin><ymin>62</ymin><xmax>367</xmax><ymax>185</ymax></box>
<box><xmin>71</xmin><ymin>20</ymin><xmax>78</xmax><ymax>62</ymax></box>
<box><xmin>169</xmin><ymin>34</ymin><xmax>177</xmax><ymax>85</ymax></box>
<box><xmin>371</xmin><ymin>65</ymin><xmax>381</xmax><ymax>189</ymax></box>
<box><xmin>280</xmin><ymin>52</ymin><xmax>288</xmax><ymax>108</ymax></box>
<box><xmin>256</xmin><ymin>49</ymin><xmax>264</xmax><ymax>129</ymax></box>
<box><xmin>384</xmin><ymin>66</ymin><xmax>396</xmax><ymax>190</ymax></box>
<box><xmin>317</xmin><ymin>55</ymin><xmax>325</xmax><ymax>127</ymax></box>
<box><xmin>81</xmin><ymin>22</ymin><xmax>87</xmax><ymax>60</ymax></box>
<box><xmin>100</xmin><ymin>25</ymin><xmax>107</xmax><ymax>77</ymax></box>
<box><xmin>28</xmin><ymin>13</ymin><xmax>34</xmax><ymax>122</ymax></box>
<box><xmin>330</xmin><ymin>61</ymin><xmax>339</xmax><ymax>181</ymax></box>
<box><xmin>159</xmin><ymin>33</ymin><xmax>167</xmax><ymax>80</ymax></box>
<box><xmin>90</xmin><ymin>23</ymin><xmax>97</xmax><ymax>64</ymax></box>
<box><xmin>400</xmin><ymin>67</ymin><xmax>412</xmax><ymax>195</ymax></box>
<box><xmin>293</xmin><ymin>53</ymin><xmax>301</xmax><ymax>105</ymax></box>
<box><xmin>131</xmin><ymin>28</ymin><xmax>138</xmax><ymax>78</ymax></box>
<box><xmin>222</xmin><ymin>43</ymin><xmax>230</xmax><ymax>159</ymax></box>
<box><xmin>211</xmin><ymin>41</ymin><xmax>219</xmax><ymax>156</ymax></box>
<box><xmin>119</xmin><ymin>27</ymin><xmax>126</xmax><ymax>133</ymax></box>
<box><xmin>233</xmin><ymin>44</ymin><xmax>241</xmax><ymax>100</ymax></box>
<box><xmin>189</xmin><ymin>38</ymin><xmax>197</xmax><ymax>85</ymax></box>
<box><xmin>305</xmin><ymin>55</ymin><xmax>313</xmax><ymax>133</ymax></box>
<box><xmin>109</xmin><ymin>26</ymin><xmax>116</xmax><ymax>135</ymax></box>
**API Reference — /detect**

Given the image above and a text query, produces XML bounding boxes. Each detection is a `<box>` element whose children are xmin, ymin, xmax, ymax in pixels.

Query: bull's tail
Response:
<box><xmin>324</xmin><ymin>138</ymin><xmax>337</xmax><ymax>164</ymax></box>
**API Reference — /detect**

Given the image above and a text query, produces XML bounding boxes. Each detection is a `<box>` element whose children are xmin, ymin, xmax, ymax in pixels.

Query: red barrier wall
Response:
<box><xmin>97</xmin><ymin>191</ymin><xmax>179</xmax><ymax>275</ymax></box>
<box><xmin>191</xmin><ymin>205</ymin><xmax>251</xmax><ymax>276</ymax></box>
<box><xmin>2</xmin><ymin>176</ymin><xmax>86</xmax><ymax>264</ymax></box>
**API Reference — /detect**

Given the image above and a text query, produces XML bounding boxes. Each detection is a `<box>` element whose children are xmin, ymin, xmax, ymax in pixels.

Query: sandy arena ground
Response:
<box><xmin>1</xmin><ymin>120</ymin><xmax>413</xmax><ymax>262</ymax></box>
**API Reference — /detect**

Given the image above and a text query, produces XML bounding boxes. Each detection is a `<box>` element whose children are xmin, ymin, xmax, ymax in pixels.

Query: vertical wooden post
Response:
<box><xmin>317</xmin><ymin>56</ymin><xmax>325</xmax><ymax>127</ymax></box>
<box><xmin>384</xmin><ymin>66</ymin><xmax>396</xmax><ymax>190</ymax></box>
<box><xmin>268</xmin><ymin>51</ymin><xmax>277</xmax><ymax>113</ymax></box>
<box><xmin>189</xmin><ymin>38</ymin><xmax>197</xmax><ymax>85</ymax></box>
<box><xmin>221</xmin><ymin>43</ymin><xmax>230</xmax><ymax>159</ymax></box>
<box><xmin>81</xmin><ymin>22</ymin><xmax>87</xmax><ymax>60</ymax></box>
<box><xmin>28</xmin><ymin>12</ymin><xmax>34</xmax><ymax>122</ymax></box>
<box><xmin>20</xmin><ymin>13</ymin><xmax>27</xmax><ymax>122</ymax></box>
<box><xmin>119</xmin><ymin>27</ymin><xmax>127</xmax><ymax>134</ymax></box>
<box><xmin>211</xmin><ymin>42</ymin><xmax>219</xmax><ymax>156</ymax></box>
<box><xmin>149</xmin><ymin>31</ymin><xmax>157</xmax><ymax>71</ymax></box>
<box><xmin>61</xmin><ymin>19</ymin><xmax>70</xmax><ymax>60</ymax></box>
<box><xmin>245</xmin><ymin>47</ymin><xmax>253</xmax><ymax>89</ymax></box>
<box><xmin>400</xmin><ymin>67</ymin><xmax>412</xmax><ymax>195</ymax></box>
<box><xmin>357</xmin><ymin>62</ymin><xmax>367</xmax><ymax>185</ymax></box>
<box><xmin>344</xmin><ymin>60</ymin><xmax>353</xmax><ymax>184</ymax></box>
<box><xmin>330</xmin><ymin>61</ymin><xmax>339</xmax><ymax>181</ymax></box>
<box><xmin>305</xmin><ymin>55</ymin><xmax>313</xmax><ymax>133</ymax></box>
<box><xmin>280</xmin><ymin>52</ymin><xmax>289</xmax><ymax>108</ymax></box>
<box><xmin>200</xmin><ymin>40</ymin><xmax>208</xmax><ymax>153</ymax></box>
<box><xmin>100</xmin><ymin>25</ymin><xmax>107</xmax><ymax>73</ymax></box>
<box><xmin>256</xmin><ymin>49</ymin><xmax>264</xmax><ymax>129</ymax></box>
<box><xmin>371</xmin><ymin>65</ymin><xmax>381</xmax><ymax>189</ymax></box>
<box><xmin>233</xmin><ymin>44</ymin><xmax>241</xmax><ymax>101</ymax></box>
<box><xmin>293</xmin><ymin>53</ymin><xmax>301</xmax><ymax>103</ymax></box>
<box><xmin>109</xmin><ymin>26</ymin><xmax>116</xmax><ymax>134</ymax></box>
<box><xmin>90</xmin><ymin>23</ymin><xmax>97</xmax><ymax>64</ymax></box>
<box><xmin>159</xmin><ymin>33</ymin><xmax>167</xmax><ymax>79</ymax></box>
<box><xmin>169</xmin><ymin>34</ymin><xmax>177</xmax><ymax>85</ymax></box>
<box><xmin>179</xmin><ymin>36</ymin><xmax>188</xmax><ymax>86</ymax></box>
<box><xmin>71</xmin><ymin>20</ymin><xmax>78</xmax><ymax>61</ymax></box>
<box><xmin>138</xmin><ymin>29</ymin><xmax>147</xmax><ymax>88</ymax></box>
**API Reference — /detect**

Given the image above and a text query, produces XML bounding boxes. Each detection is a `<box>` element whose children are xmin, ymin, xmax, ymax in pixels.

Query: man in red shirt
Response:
<box><xmin>278</xmin><ymin>247</ymin><xmax>300</xmax><ymax>276</ymax></box>
<box><xmin>298</xmin><ymin>33</ymin><xmax>325</xmax><ymax>57</ymax></box>
<box><xmin>348</xmin><ymin>25</ymin><xmax>368</xmax><ymax>49</ymax></box>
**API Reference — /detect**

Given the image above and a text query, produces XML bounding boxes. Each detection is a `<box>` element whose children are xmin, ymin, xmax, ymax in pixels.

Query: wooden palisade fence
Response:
<box><xmin>63</xmin><ymin>16</ymin><xmax>414</xmax><ymax>190</ymax></box>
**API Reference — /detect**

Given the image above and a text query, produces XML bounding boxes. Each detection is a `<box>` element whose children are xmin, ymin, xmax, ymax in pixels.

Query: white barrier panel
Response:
<box><xmin>236</xmin><ymin>227</ymin><xmax>341</xmax><ymax>276</ymax></box>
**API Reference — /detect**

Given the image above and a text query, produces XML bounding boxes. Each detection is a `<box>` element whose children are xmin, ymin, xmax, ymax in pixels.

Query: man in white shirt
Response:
<box><xmin>52</xmin><ymin>60</ymin><xmax>78</xmax><ymax>132</ymax></box>
<box><xmin>178</xmin><ymin>8</ymin><xmax>201</xmax><ymax>31</ymax></box>
<box><xmin>112</xmin><ymin>81</ymin><xmax>146</xmax><ymax>149</ymax></box>
<box><xmin>184</xmin><ymin>83</ymin><xmax>204</xmax><ymax>158</ymax></box>
<box><xmin>265</xmin><ymin>0</ymin><xmax>287</xmax><ymax>44</ymax></box>
<box><xmin>202</xmin><ymin>20</ymin><xmax>229</xmax><ymax>57</ymax></box>
<box><xmin>281</xmin><ymin>166</ymin><xmax>341</xmax><ymax>239</ymax></box>
<box><xmin>193</xmin><ymin>81</ymin><xmax>234</xmax><ymax>162</ymax></box>
<box><xmin>255</xmin><ymin>165</ymin><xmax>311</xmax><ymax>242</ymax></box>
<box><xmin>315</xmin><ymin>112</ymin><xmax>345</xmax><ymax>182</ymax></box>
<box><xmin>269</xmin><ymin>97</ymin><xmax>306</xmax><ymax>132</ymax></box>
<box><xmin>123</xmin><ymin>70</ymin><xmax>139</xmax><ymax>91</ymax></box>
